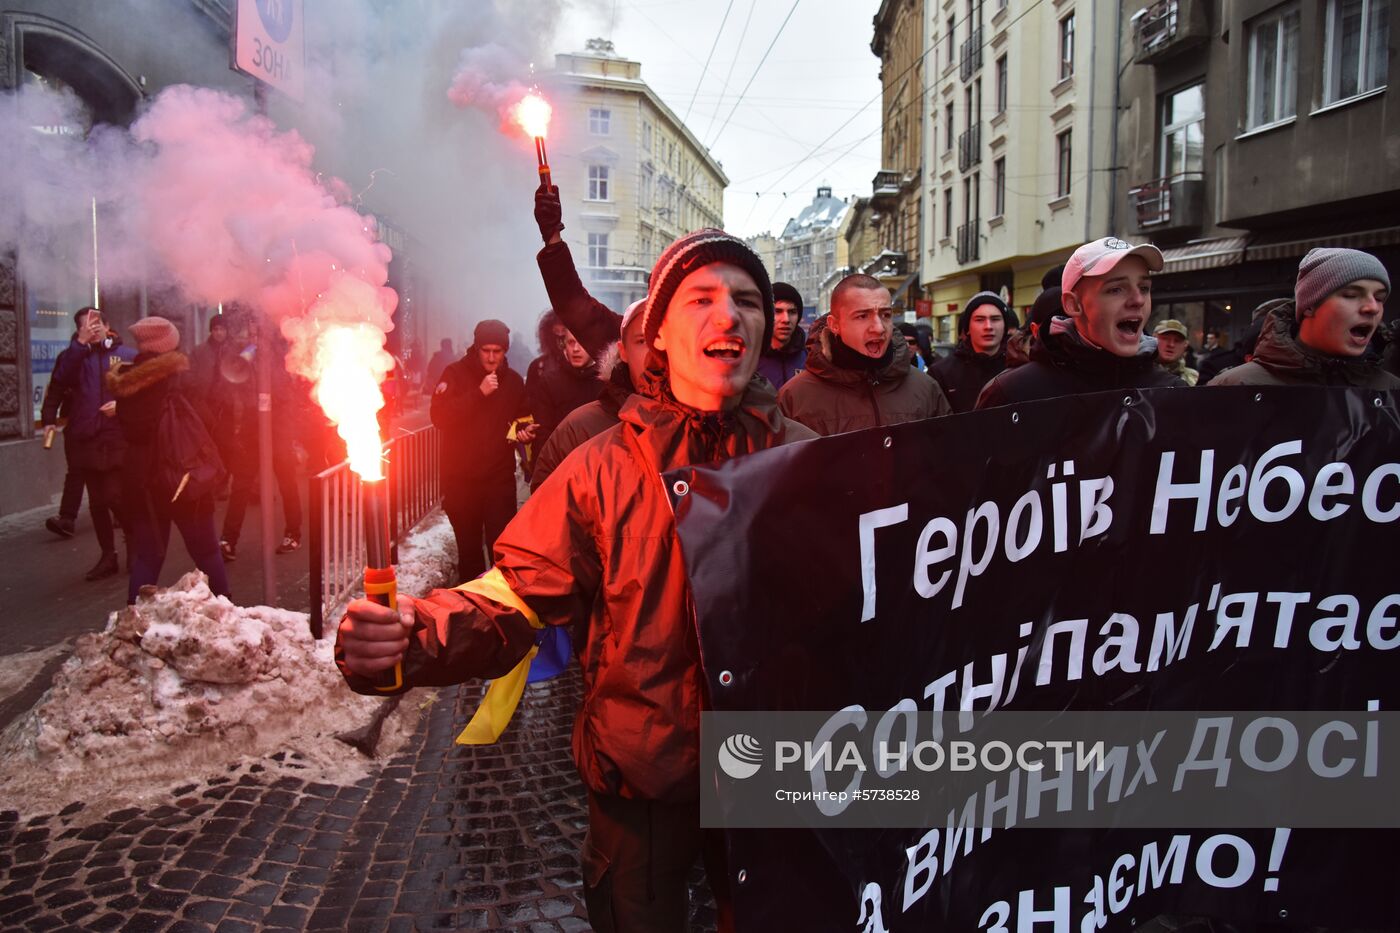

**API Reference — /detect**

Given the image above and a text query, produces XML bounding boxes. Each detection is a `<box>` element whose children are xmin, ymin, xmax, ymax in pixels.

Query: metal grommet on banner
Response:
<box><xmin>718</xmin><ymin>670</ymin><xmax>733</xmax><ymax>686</ymax></box>
<box><xmin>1122</xmin><ymin>396</ymin><xmax>1132</xmax><ymax>406</ymax></box>
<box><xmin>672</xmin><ymin>480</ymin><xmax>689</xmax><ymax>497</ymax></box>
<box><xmin>1375</xmin><ymin>396</ymin><xmax>1385</xmax><ymax>408</ymax></box>
<box><xmin>883</xmin><ymin>436</ymin><xmax>892</xmax><ymax>448</ymax></box>
<box><xmin>1278</xmin><ymin>910</ymin><xmax>1289</xmax><ymax>920</ymax></box>
<box><xmin>1011</xmin><ymin>412</ymin><xmax>1020</xmax><ymax>424</ymax></box>
<box><xmin>737</xmin><ymin>869</ymin><xmax>748</xmax><ymax>884</ymax></box>
<box><xmin>1254</xmin><ymin>393</ymin><xmax>1263</xmax><ymax>402</ymax></box>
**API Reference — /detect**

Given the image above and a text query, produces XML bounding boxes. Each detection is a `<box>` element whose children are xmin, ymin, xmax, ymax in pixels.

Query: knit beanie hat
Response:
<box><xmin>959</xmin><ymin>291</ymin><xmax>1011</xmax><ymax>335</ymax></box>
<box><xmin>1029</xmin><ymin>286</ymin><xmax>1063</xmax><ymax>335</ymax></box>
<box><xmin>129</xmin><ymin>316</ymin><xmax>180</xmax><ymax>355</ymax></box>
<box><xmin>474</xmin><ymin>319</ymin><xmax>510</xmax><ymax>350</ymax></box>
<box><xmin>1295</xmin><ymin>248</ymin><xmax>1390</xmax><ymax>320</ymax></box>
<box><xmin>772</xmin><ymin>281</ymin><xmax>804</xmax><ymax>309</ymax></box>
<box><xmin>642</xmin><ymin>229</ymin><xmax>774</xmax><ymax>351</ymax></box>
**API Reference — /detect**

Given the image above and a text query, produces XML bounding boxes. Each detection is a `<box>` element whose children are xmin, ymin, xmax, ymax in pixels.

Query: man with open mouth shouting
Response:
<box><xmin>778</xmin><ymin>272</ymin><xmax>951</xmax><ymax>436</ymax></box>
<box><xmin>1208</xmin><ymin>247</ymin><xmax>1398</xmax><ymax>390</ymax></box>
<box><xmin>337</xmin><ymin>229</ymin><xmax>816</xmax><ymax>933</ymax></box>
<box><xmin>976</xmin><ymin>236</ymin><xmax>1187</xmax><ymax>409</ymax></box>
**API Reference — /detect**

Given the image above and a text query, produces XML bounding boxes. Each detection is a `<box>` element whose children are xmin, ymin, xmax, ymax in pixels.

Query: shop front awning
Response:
<box><xmin>1245</xmin><ymin>225</ymin><xmax>1400</xmax><ymax>262</ymax></box>
<box><xmin>1159</xmin><ymin>235</ymin><xmax>1248</xmax><ymax>273</ymax></box>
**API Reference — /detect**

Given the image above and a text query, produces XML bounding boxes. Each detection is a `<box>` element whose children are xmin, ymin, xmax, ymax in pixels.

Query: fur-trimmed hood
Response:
<box><xmin>106</xmin><ymin>351</ymin><xmax>190</xmax><ymax>398</ymax></box>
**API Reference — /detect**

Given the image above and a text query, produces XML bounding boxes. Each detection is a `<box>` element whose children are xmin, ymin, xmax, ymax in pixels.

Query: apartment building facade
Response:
<box><xmin>1116</xmin><ymin>0</ymin><xmax>1398</xmax><ymax>344</ymax></box>
<box><xmin>870</xmin><ymin>0</ymin><xmax>927</xmax><ymax>313</ymax></box>
<box><xmin>919</xmin><ymin>0</ymin><xmax>1119</xmax><ymax>341</ymax></box>
<box><xmin>547</xmin><ymin>40</ymin><xmax>728</xmax><ymax>314</ymax></box>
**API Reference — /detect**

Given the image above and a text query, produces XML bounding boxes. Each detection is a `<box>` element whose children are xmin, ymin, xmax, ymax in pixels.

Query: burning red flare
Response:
<box><xmin>282</xmin><ymin>273</ymin><xmax>397</xmax><ymax>483</ymax></box>
<box><xmin>512</xmin><ymin>92</ymin><xmax>552</xmax><ymax>139</ymax></box>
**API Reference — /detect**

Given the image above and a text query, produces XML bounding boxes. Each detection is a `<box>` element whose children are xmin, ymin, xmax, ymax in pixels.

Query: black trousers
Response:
<box><xmin>443</xmin><ymin>474</ymin><xmax>516</xmax><ymax>584</ymax></box>
<box><xmin>78</xmin><ymin>467</ymin><xmax>124</xmax><ymax>556</ymax></box>
<box><xmin>581</xmin><ymin>791</ymin><xmax>734</xmax><ymax>933</ymax></box>
<box><xmin>221</xmin><ymin>429</ymin><xmax>302</xmax><ymax>544</ymax></box>
<box><xmin>58</xmin><ymin>469</ymin><xmax>85</xmax><ymax>522</ymax></box>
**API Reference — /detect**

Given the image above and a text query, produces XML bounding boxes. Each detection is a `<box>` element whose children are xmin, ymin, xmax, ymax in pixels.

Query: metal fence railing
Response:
<box><xmin>309</xmin><ymin>423</ymin><xmax>442</xmax><ymax>639</ymax></box>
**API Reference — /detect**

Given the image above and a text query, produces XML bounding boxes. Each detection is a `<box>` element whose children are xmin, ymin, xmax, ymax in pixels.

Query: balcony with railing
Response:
<box><xmin>955</xmin><ymin>221</ymin><xmax>980</xmax><ymax>264</ymax></box>
<box><xmin>871</xmin><ymin>169</ymin><xmax>901</xmax><ymax>206</ymax></box>
<box><xmin>959</xmin><ymin>26</ymin><xmax>985</xmax><ymax>81</ymax></box>
<box><xmin>1133</xmin><ymin>0</ymin><xmax>1208</xmax><ymax>65</ymax></box>
<box><xmin>957</xmin><ymin>123</ymin><xmax>982</xmax><ymax>173</ymax></box>
<box><xmin>1128</xmin><ymin>172</ymin><xmax>1205</xmax><ymax>233</ymax></box>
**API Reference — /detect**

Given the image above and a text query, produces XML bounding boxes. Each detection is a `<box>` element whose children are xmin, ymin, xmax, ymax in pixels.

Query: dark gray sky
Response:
<box><xmin>556</xmin><ymin>0</ymin><xmax>884</xmax><ymax>238</ymax></box>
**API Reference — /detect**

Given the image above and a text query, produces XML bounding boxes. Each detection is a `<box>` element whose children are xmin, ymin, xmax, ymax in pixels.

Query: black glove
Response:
<box><xmin>534</xmin><ymin>184</ymin><xmax>564</xmax><ymax>244</ymax></box>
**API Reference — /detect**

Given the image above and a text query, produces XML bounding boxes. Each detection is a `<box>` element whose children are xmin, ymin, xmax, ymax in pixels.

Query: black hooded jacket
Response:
<box><xmin>431</xmin><ymin>348</ymin><xmax>528</xmax><ymax>487</ymax></box>
<box><xmin>929</xmin><ymin>338</ymin><xmax>1008</xmax><ymax>414</ymax></box>
<box><xmin>975</xmin><ymin>318</ymin><xmax>1186</xmax><ymax>409</ymax></box>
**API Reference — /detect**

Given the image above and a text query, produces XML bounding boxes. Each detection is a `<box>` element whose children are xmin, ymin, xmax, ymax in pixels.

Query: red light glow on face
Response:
<box><xmin>513</xmin><ymin>93</ymin><xmax>551</xmax><ymax>139</ymax></box>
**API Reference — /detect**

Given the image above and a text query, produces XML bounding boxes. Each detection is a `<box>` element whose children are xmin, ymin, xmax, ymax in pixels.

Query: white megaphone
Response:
<box><xmin>219</xmin><ymin>343</ymin><xmax>257</xmax><ymax>384</ymax></box>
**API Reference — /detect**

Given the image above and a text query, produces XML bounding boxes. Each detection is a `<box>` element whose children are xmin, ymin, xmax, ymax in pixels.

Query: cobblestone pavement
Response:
<box><xmin>0</xmin><ymin>668</ymin><xmax>719</xmax><ymax>931</ymax></box>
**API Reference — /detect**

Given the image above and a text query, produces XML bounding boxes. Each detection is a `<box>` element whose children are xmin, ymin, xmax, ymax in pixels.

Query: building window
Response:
<box><xmin>588</xmin><ymin>165</ymin><xmax>610</xmax><ymax>201</ymax></box>
<box><xmin>588</xmin><ymin>108</ymin><xmax>611</xmax><ymax>135</ymax></box>
<box><xmin>1323</xmin><ymin>0</ymin><xmax>1389</xmax><ymax>104</ymax></box>
<box><xmin>1059</xmin><ymin>13</ymin><xmax>1075</xmax><ymax>81</ymax></box>
<box><xmin>1246</xmin><ymin>6</ymin><xmax>1300</xmax><ymax>128</ymax></box>
<box><xmin>588</xmin><ymin>233</ymin><xmax>609</xmax><ymax>268</ymax></box>
<box><xmin>642</xmin><ymin>120</ymin><xmax>652</xmax><ymax>151</ymax></box>
<box><xmin>945</xmin><ymin>102</ymin><xmax>955</xmax><ymax>152</ymax></box>
<box><xmin>995</xmin><ymin>55</ymin><xmax>1008</xmax><ymax>114</ymax></box>
<box><xmin>946</xmin><ymin>15</ymin><xmax>957</xmax><ymax>68</ymax></box>
<box><xmin>1161</xmin><ymin>83</ymin><xmax>1205</xmax><ymax>178</ymax></box>
<box><xmin>943</xmin><ymin>187</ymin><xmax>954</xmax><ymax>238</ymax></box>
<box><xmin>993</xmin><ymin>157</ymin><xmax>1006</xmax><ymax>216</ymax></box>
<box><xmin>641</xmin><ymin>170</ymin><xmax>653</xmax><ymax>210</ymax></box>
<box><xmin>1055</xmin><ymin>129</ymin><xmax>1073</xmax><ymax>197</ymax></box>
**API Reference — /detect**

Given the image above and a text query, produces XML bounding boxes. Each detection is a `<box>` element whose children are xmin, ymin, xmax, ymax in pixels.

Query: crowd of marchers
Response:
<box><xmin>339</xmin><ymin>183</ymin><xmax>1398</xmax><ymax>933</ymax></box>
<box><xmin>37</xmin><ymin>306</ymin><xmax>357</xmax><ymax>605</ymax></box>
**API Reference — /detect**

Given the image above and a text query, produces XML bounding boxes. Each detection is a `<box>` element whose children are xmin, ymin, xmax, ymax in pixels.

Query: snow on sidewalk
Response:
<box><xmin>0</xmin><ymin>510</ymin><xmax>457</xmax><ymax>819</ymax></box>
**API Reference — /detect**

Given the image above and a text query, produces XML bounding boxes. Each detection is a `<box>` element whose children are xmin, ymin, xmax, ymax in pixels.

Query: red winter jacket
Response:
<box><xmin>339</xmin><ymin>371</ymin><xmax>816</xmax><ymax>801</ymax></box>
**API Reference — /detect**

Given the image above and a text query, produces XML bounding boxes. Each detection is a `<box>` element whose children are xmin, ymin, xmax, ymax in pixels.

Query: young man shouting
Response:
<box><xmin>976</xmin><ymin>237</ymin><xmax>1186</xmax><ymax>408</ymax></box>
<box><xmin>779</xmin><ymin>273</ymin><xmax>950</xmax><ymax>435</ymax></box>
<box><xmin>338</xmin><ymin>229</ymin><xmax>815</xmax><ymax>933</ymax></box>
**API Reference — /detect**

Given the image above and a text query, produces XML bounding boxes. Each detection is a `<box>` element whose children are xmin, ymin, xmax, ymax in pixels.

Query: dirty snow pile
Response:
<box><xmin>0</xmin><ymin>573</ymin><xmax>388</xmax><ymax>815</ymax></box>
<box><xmin>392</xmin><ymin>508</ymin><xmax>458</xmax><ymax>597</ymax></box>
<box><xmin>0</xmin><ymin>510</ymin><xmax>457</xmax><ymax>817</ymax></box>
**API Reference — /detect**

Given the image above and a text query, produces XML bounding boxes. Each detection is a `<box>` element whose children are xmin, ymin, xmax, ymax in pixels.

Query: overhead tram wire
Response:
<box><xmin>684</xmin><ymin>0</ymin><xmax>737</xmax><ymax>123</ymax></box>
<box><xmin>704</xmin><ymin>0</ymin><xmax>803</xmax><ymax>152</ymax></box>
<box><xmin>702</xmin><ymin>0</ymin><xmax>758</xmax><ymax>144</ymax></box>
<box><xmin>738</xmin><ymin>0</ymin><xmax>1052</xmax><ymax>234</ymax></box>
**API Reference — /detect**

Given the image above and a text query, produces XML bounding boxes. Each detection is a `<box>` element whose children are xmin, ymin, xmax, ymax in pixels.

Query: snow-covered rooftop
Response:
<box><xmin>781</xmin><ymin>187</ymin><xmax>850</xmax><ymax>238</ymax></box>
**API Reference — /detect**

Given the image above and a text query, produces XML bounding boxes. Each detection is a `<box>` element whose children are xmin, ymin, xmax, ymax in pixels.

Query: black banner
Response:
<box><xmin>667</xmin><ymin>387</ymin><xmax>1400</xmax><ymax>932</ymax></box>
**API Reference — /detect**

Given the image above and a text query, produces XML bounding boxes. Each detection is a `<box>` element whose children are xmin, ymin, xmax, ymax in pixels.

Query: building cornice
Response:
<box><xmin>550</xmin><ymin>66</ymin><xmax>729</xmax><ymax>187</ymax></box>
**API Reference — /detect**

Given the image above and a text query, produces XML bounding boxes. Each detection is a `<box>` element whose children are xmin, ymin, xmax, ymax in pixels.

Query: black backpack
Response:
<box><xmin>154</xmin><ymin>393</ymin><xmax>228</xmax><ymax>505</ymax></box>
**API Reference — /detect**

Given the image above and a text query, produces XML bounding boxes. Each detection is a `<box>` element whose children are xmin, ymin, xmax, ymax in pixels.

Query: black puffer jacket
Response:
<box><xmin>975</xmin><ymin>318</ymin><xmax>1186</xmax><ymax>408</ymax></box>
<box><xmin>531</xmin><ymin>364</ymin><xmax>632</xmax><ymax>492</ymax></box>
<box><xmin>527</xmin><ymin>353</ymin><xmax>604</xmax><ymax>457</ymax></box>
<box><xmin>929</xmin><ymin>338</ymin><xmax>1008</xmax><ymax>414</ymax></box>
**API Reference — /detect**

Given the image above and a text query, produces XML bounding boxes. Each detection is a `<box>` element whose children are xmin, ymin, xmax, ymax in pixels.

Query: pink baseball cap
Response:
<box><xmin>1062</xmin><ymin>237</ymin><xmax>1164</xmax><ymax>294</ymax></box>
<box><xmin>621</xmin><ymin>298</ymin><xmax>646</xmax><ymax>333</ymax></box>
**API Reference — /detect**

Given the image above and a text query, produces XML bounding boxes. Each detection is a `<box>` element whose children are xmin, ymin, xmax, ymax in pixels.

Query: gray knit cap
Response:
<box><xmin>1294</xmin><ymin>248</ymin><xmax>1390</xmax><ymax>320</ymax></box>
